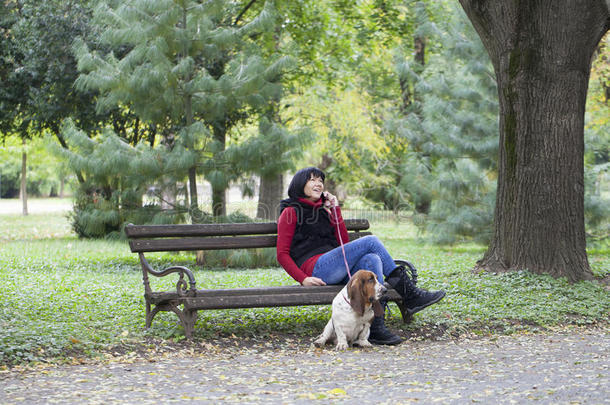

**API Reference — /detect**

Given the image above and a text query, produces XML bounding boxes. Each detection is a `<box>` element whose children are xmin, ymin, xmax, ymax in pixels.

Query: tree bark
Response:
<box><xmin>211</xmin><ymin>123</ymin><xmax>227</xmax><ymax>218</ymax></box>
<box><xmin>459</xmin><ymin>0</ymin><xmax>609</xmax><ymax>282</ymax></box>
<box><xmin>257</xmin><ymin>173</ymin><xmax>283</xmax><ymax>220</ymax></box>
<box><xmin>20</xmin><ymin>138</ymin><xmax>28</xmax><ymax>216</ymax></box>
<box><xmin>181</xmin><ymin>7</ymin><xmax>200</xmax><ymax>222</ymax></box>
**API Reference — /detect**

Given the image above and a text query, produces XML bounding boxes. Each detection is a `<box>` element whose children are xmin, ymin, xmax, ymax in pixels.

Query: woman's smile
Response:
<box><xmin>304</xmin><ymin>176</ymin><xmax>324</xmax><ymax>202</ymax></box>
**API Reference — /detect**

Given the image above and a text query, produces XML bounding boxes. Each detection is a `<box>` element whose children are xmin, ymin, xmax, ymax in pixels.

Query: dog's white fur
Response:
<box><xmin>314</xmin><ymin>270</ymin><xmax>386</xmax><ymax>350</ymax></box>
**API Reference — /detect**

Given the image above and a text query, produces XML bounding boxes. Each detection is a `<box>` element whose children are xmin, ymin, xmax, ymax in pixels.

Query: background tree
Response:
<box><xmin>75</xmin><ymin>0</ymin><xmax>210</xmax><ymax>216</ymax></box>
<box><xmin>0</xmin><ymin>0</ymin><xmax>105</xmax><ymax>213</ymax></box>
<box><xmin>0</xmin><ymin>135</ymin><xmax>70</xmax><ymax>198</ymax></box>
<box><xmin>0</xmin><ymin>0</ymin><xmax>34</xmax><ymax>215</ymax></box>
<box><xmin>360</xmin><ymin>0</ymin><xmax>444</xmax><ymax>213</ymax></box>
<box><xmin>402</xmin><ymin>4</ymin><xmax>498</xmax><ymax>244</ymax></box>
<box><xmin>189</xmin><ymin>0</ymin><xmax>290</xmax><ymax>217</ymax></box>
<box><xmin>55</xmin><ymin>120</ymin><xmax>185</xmax><ymax>238</ymax></box>
<box><xmin>459</xmin><ymin>0</ymin><xmax>609</xmax><ymax>282</ymax></box>
<box><xmin>75</xmin><ymin>0</ymin><xmax>287</xmax><ymax>220</ymax></box>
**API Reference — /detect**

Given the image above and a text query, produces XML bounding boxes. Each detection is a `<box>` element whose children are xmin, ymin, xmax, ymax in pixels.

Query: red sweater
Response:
<box><xmin>276</xmin><ymin>198</ymin><xmax>349</xmax><ymax>284</ymax></box>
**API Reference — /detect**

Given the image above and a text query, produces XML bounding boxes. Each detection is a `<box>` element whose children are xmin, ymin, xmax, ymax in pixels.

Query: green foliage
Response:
<box><xmin>56</xmin><ymin>121</ymin><xmax>187</xmax><ymax>238</ymax></box>
<box><xmin>74</xmin><ymin>0</ymin><xmax>294</xmax><ymax>218</ymax></box>
<box><xmin>0</xmin><ymin>0</ymin><xmax>101</xmax><ymax>140</ymax></box>
<box><xmin>366</xmin><ymin>4</ymin><xmax>498</xmax><ymax>244</ymax></box>
<box><xmin>0</xmin><ymin>135</ymin><xmax>73</xmax><ymax>198</ymax></box>
<box><xmin>285</xmin><ymin>85</ymin><xmax>389</xmax><ymax>196</ymax></box>
<box><xmin>425</xmin><ymin>160</ymin><xmax>495</xmax><ymax>244</ymax></box>
<box><xmin>226</xmin><ymin>112</ymin><xmax>312</xmax><ymax>181</ymax></box>
<box><xmin>584</xmin><ymin>35</ymin><xmax>610</xmax><ymax>244</ymax></box>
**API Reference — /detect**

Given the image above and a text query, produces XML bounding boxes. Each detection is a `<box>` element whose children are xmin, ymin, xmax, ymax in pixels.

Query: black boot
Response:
<box><xmin>386</xmin><ymin>266</ymin><xmax>445</xmax><ymax>315</ymax></box>
<box><xmin>368</xmin><ymin>304</ymin><xmax>402</xmax><ymax>346</ymax></box>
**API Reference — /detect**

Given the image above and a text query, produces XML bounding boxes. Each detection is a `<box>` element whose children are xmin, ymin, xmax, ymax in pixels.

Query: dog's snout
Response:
<box><xmin>378</xmin><ymin>282</ymin><xmax>387</xmax><ymax>295</ymax></box>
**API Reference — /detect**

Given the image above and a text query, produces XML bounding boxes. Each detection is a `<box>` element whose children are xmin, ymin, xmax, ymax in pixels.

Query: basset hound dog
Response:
<box><xmin>314</xmin><ymin>270</ymin><xmax>387</xmax><ymax>350</ymax></box>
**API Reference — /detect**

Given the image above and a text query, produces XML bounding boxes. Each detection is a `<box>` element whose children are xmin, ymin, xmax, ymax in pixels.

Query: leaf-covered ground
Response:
<box><xmin>1</xmin><ymin>327</ymin><xmax>607</xmax><ymax>404</ymax></box>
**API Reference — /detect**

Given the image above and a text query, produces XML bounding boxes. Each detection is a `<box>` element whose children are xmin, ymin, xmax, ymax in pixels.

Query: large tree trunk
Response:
<box><xmin>459</xmin><ymin>0</ymin><xmax>609</xmax><ymax>282</ymax></box>
<box><xmin>20</xmin><ymin>138</ymin><xmax>28</xmax><ymax>216</ymax></box>
<box><xmin>257</xmin><ymin>173</ymin><xmax>283</xmax><ymax>220</ymax></box>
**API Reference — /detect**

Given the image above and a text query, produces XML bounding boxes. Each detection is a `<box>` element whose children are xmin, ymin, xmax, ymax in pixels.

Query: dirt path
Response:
<box><xmin>1</xmin><ymin>328</ymin><xmax>608</xmax><ymax>404</ymax></box>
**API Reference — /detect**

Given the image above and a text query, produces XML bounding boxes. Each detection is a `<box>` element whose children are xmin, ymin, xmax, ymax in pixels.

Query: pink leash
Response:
<box><xmin>332</xmin><ymin>205</ymin><xmax>352</xmax><ymax>280</ymax></box>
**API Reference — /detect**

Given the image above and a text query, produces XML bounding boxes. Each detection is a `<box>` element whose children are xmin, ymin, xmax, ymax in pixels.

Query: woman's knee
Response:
<box><xmin>361</xmin><ymin>234</ymin><xmax>383</xmax><ymax>249</ymax></box>
<box><xmin>355</xmin><ymin>253</ymin><xmax>383</xmax><ymax>279</ymax></box>
<box><xmin>357</xmin><ymin>252</ymin><xmax>382</xmax><ymax>269</ymax></box>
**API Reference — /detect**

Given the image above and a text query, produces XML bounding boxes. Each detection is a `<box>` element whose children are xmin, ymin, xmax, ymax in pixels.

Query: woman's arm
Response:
<box><xmin>276</xmin><ymin>207</ymin><xmax>310</xmax><ymax>284</ymax></box>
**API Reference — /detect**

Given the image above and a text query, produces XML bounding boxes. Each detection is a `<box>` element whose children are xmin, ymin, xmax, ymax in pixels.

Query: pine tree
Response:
<box><xmin>55</xmin><ymin>120</ymin><xmax>186</xmax><ymax>238</ymax></box>
<box><xmin>226</xmin><ymin>104</ymin><xmax>312</xmax><ymax>219</ymax></box>
<box><xmin>416</xmin><ymin>5</ymin><xmax>498</xmax><ymax>244</ymax></box>
<box><xmin>74</xmin><ymin>0</ymin><xmax>281</xmax><ymax>219</ymax></box>
<box><xmin>374</xmin><ymin>3</ymin><xmax>498</xmax><ymax>243</ymax></box>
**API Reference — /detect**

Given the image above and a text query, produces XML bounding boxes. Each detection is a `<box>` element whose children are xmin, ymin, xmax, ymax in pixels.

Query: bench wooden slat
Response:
<box><xmin>126</xmin><ymin>222</ymin><xmax>277</xmax><ymax>238</ymax></box>
<box><xmin>125</xmin><ymin>219</ymin><xmax>370</xmax><ymax>238</ymax></box>
<box><xmin>129</xmin><ymin>231</ymin><xmax>372</xmax><ymax>253</ymax></box>
<box><xmin>131</xmin><ymin>235</ymin><xmax>278</xmax><ymax>252</ymax></box>
<box><xmin>186</xmin><ymin>292</ymin><xmax>341</xmax><ymax>309</ymax></box>
<box><xmin>149</xmin><ymin>285</ymin><xmax>342</xmax><ymax>302</ymax></box>
<box><xmin>148</xmin><ymin>285</ymin><xmax>402</xmax><ymax>309</ymax></box>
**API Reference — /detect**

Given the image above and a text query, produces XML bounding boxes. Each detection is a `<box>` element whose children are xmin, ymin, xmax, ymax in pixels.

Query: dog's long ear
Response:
<box><xmin>373</xmin><ymin>300</ymin><xmax>384</xmax><ymax>317</ymax></box>
<box><xmin>347</xmin><ymin>276</ymin><xmax>365</xmax><ymax>316</ymax></box>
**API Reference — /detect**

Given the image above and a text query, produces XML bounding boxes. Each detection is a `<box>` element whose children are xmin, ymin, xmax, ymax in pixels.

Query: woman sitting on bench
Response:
<box><xmin>276</xmin><ymin>167</ymin><xmax>445</xmax><ymax>346</ymax></box>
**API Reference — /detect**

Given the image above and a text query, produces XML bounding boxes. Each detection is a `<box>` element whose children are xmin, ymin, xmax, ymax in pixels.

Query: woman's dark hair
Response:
<box><xmin>287</xmin><ymin>167</ymin><xmax>326</xmax><ymax>199</ymax></box>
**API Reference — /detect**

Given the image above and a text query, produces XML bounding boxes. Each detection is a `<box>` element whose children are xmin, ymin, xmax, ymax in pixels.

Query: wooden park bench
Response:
<box><xmin>125</xmin><ymin>220</ymin><xmax>414</xmax><ymax>338</ymax></box>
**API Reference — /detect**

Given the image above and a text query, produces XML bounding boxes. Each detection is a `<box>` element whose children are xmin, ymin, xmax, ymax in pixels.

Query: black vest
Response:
<box><xmin>280</xmin><ymin>199</ymin><xmax>338</xmax><ymax>267</ymax></box>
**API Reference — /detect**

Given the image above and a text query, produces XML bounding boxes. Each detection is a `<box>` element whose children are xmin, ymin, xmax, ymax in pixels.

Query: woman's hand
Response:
<box><xmin>323</xmin><ymin>192</ymin><xmax>339</xmax><ymax>208</ymax></box>
<box><xmin>302</xmin><ymin>276</ymin><xmax>326</xmax><ymax>286</ymax></box>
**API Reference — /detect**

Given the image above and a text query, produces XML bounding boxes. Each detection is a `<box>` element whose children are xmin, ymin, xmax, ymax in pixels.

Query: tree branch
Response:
<box><xmin>234</xmin><ymin>0</ymin><xmax>258</xmax><ymax>26</ymax></box>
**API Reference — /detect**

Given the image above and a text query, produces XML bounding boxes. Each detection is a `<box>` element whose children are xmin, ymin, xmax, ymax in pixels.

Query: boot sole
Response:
<box><xmin>406</xmin><ymin>291</ymin><xmax>446</xmax><ymax>316</ymax></box>
<box><xmin>368</xmin><ymin>337</ymin><xmax>403</xmax><ymax>346</ymax></box>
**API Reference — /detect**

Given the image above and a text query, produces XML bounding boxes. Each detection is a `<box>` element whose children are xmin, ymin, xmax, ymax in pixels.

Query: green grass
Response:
<box><xmin>0</xmin><ymin>204</ymin><xmax>608</xmax><ymax>367</ymax></box>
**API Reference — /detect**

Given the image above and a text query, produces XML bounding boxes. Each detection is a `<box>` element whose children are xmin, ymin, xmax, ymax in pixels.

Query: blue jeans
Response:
<box><xmin>312</xmin><ymin>235</ymin><xmax>397</xmax><ymax>285</ymax></box>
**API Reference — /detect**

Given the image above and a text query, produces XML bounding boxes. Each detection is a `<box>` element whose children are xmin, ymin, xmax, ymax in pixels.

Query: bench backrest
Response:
<box><xmin>125</xmin><ymin>219</ymin><xmax>370</xmax><ymax>253</ymax></box>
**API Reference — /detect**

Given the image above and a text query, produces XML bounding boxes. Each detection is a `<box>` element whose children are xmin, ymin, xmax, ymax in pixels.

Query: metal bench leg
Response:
<box><xmin>396</xmin><ymin>301</ymin><xmax>414</xmax><ymax>323</ymax></box>
<box><xmin>181</xmin><ymin>309</ymin><xmax>198</xmax><ymax>339</ymax></box>
<box><xmin>145</xmin><ymin>300</ymin><xmax>154</xmax><ymax>328</ymax></box>
<box><xmin>145</xmin><ymin>301</ymin><xmax>198</xmax><ymax>338</ymax></box>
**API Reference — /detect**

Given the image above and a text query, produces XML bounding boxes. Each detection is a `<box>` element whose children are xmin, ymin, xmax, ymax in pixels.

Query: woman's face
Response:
<box><xmin>303</xmin><ymin>175</ymin><xmax>324</xmax><ymax>202</ymax></box>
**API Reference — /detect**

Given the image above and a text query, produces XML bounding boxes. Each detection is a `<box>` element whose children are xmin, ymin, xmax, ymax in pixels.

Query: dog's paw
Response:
<box><xmin>354</xmin><ymin>340</ymin><xmax>373</xmax><ymax>348</ymax></box>
<box><xmin>335</xmin><ymin>341</ymin><xmax>348</xmax><ymax>351</ymax></box>
<box><xmin>313</xmin><ymin>338</ymin><xmax>326</xmax><ymax>348</ymax></box>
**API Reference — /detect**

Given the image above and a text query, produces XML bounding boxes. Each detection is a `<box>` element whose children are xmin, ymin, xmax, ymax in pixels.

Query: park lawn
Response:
<box><xmin>0</xmin><ymin>209</ymin><xmax>608</xmax><ymax>367</ymax></box>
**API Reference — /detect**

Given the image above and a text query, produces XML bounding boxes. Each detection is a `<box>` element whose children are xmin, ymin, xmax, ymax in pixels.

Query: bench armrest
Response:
<box><xmin>394</xmin><ymin>259</ymin><xmax>418</xmax><ymax>285</ymax></box>
<box><xmin>138</xmin><ymin>253</ymin><xmax>197</xmax><ymax>296</ymax></box>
